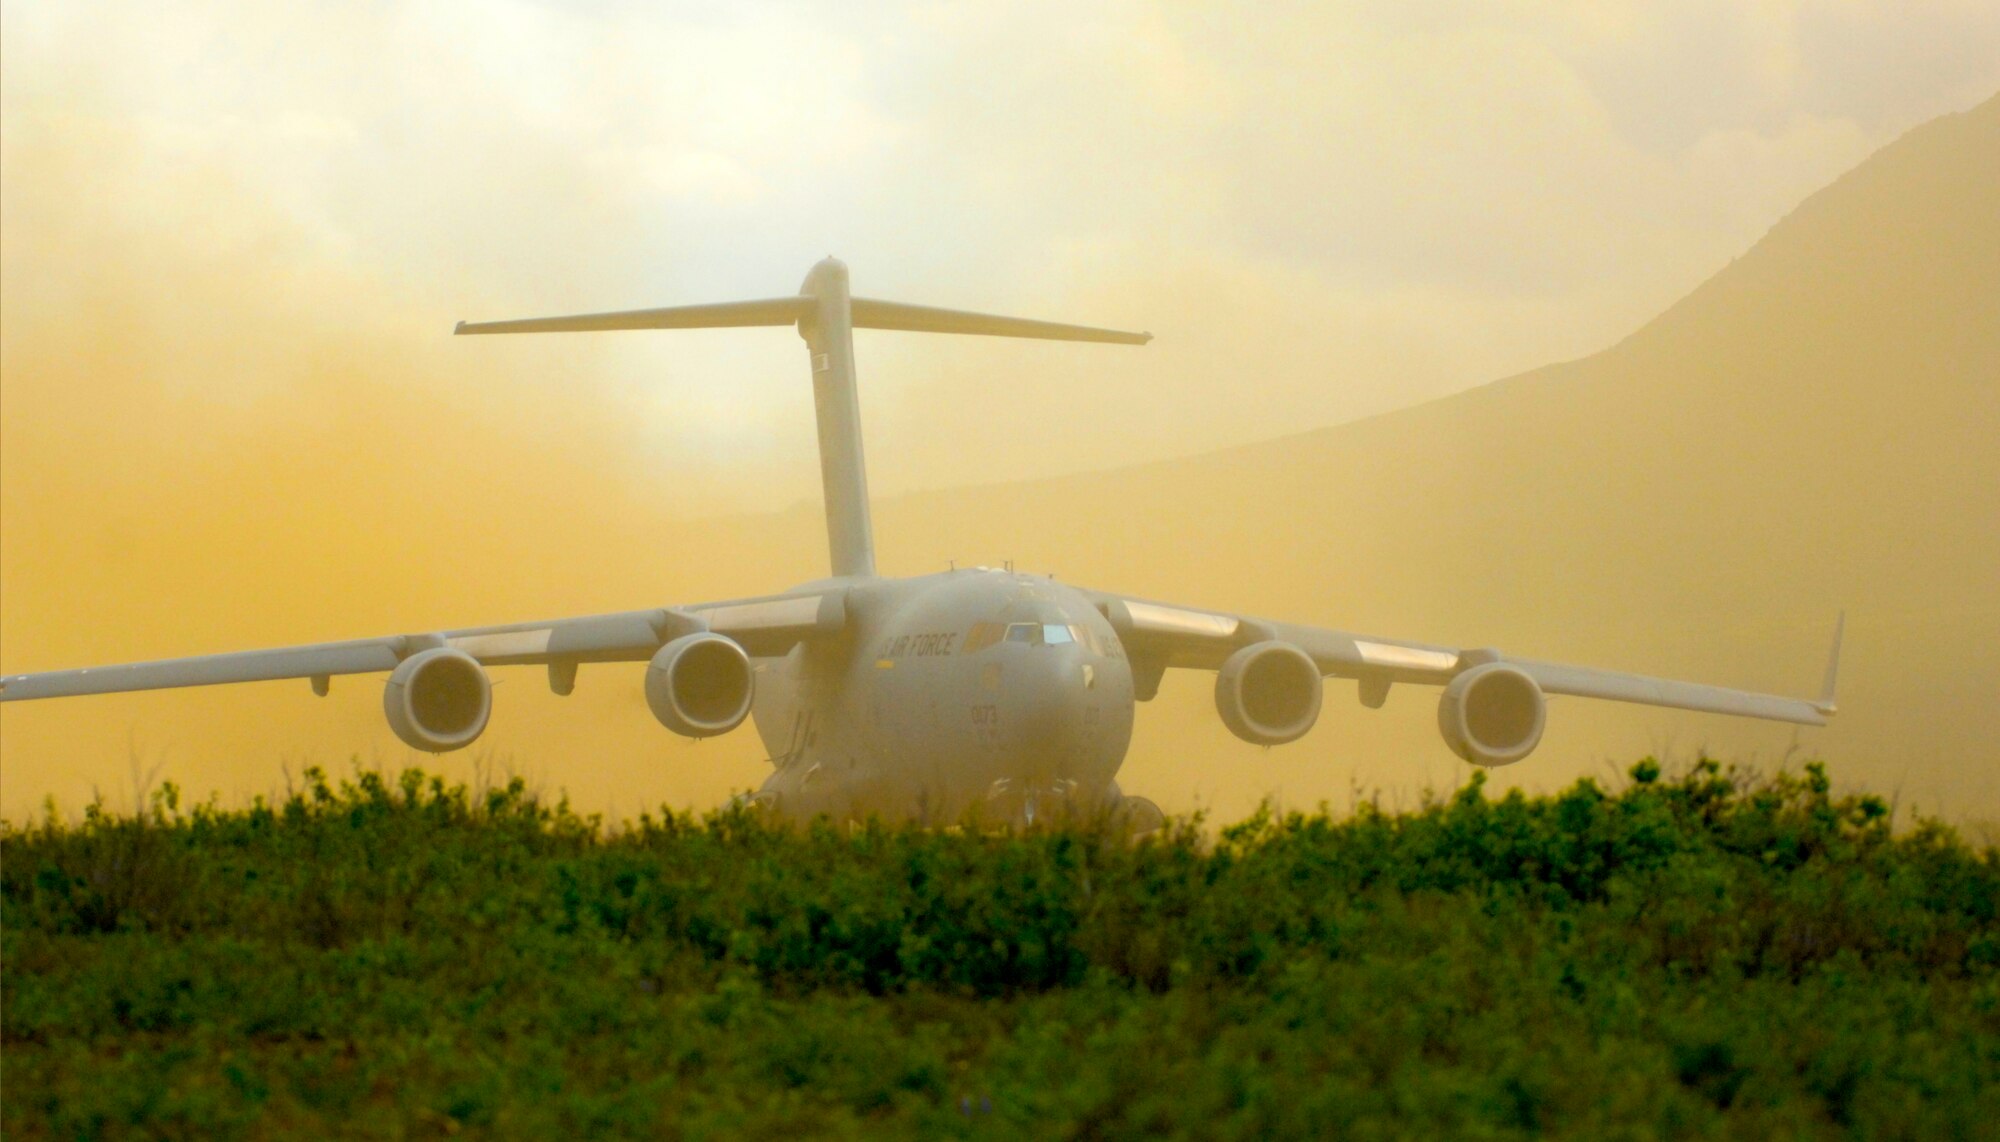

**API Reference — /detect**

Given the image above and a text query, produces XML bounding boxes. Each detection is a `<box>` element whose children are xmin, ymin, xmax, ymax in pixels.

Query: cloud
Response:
<box><xmin>7</xmin><ymin>0</ymin><xmax>1996</xmax><ymax>495</ymax></box>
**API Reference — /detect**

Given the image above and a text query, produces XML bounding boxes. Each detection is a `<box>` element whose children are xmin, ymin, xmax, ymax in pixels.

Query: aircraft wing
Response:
<box><xmin>1079</xmin><ymin>589</ymin><xmax>1840</xmax><ymax>727</ymax></box>
<box><xmin>0</xmin><ymin>589</ymin><xmax>849</xmax><ymax>702</ymax></box>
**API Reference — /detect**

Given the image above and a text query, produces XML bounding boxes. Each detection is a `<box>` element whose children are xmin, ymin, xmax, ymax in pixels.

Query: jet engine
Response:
<box><xmin>1215</xmin><ymin>641</ymin><xmax>1323</xmax><ymax>745</ymax></box>
<box><xmin>646</xmin><ymin>633</ymin><xmax>754</xmax><ymax>738</ymax></box>
<box><xmin>383</xmin><ymin>647</ymin><xmax>492</xmax><ymax>753</ymax></box>
<box><xmin>1437</xmin><ymin>662</ymin><xmax>1546</xmax><ymax>767</ymax></box>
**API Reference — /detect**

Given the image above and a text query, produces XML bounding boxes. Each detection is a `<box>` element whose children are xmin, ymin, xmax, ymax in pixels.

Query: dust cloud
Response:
<box><xmin>4</xmin><ymin>79</ymin><xmax>1996</xmax><ymax>825</ymax></box>
<box><xmin>0</xmin><ymin>121</ymin><xmax>821</xmax><ymax>817</ymax></box>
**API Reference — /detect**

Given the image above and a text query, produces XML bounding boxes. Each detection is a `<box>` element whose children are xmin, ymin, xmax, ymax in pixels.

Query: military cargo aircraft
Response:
<box><xmin>0</xmin><ymin>258</ymin><xmax>1841</xmax><ymax>826</ymax></box>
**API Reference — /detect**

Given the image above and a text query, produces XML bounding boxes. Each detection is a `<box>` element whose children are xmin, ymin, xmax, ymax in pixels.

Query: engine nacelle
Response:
<box><xmin>1437</xmin><ymin>662</ymin><xmax>1546</xmax><ymax>767</ymax></box>
<box><xmin>646</xmin><ymin>633</ymin><xmax>754</xmax><ymax>738</ymax></box>
<box><xmin>383</xmin><ymin>647</ymin><xmax>492</xmax><ymax>753</ymax></box>
<box><xmin>1215</xmin><ymin>640</ymin><xmax>1323</xmax><ymax>746</ymax></box>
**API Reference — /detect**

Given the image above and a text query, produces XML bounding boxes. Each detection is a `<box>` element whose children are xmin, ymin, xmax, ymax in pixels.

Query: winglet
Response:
<box><xmin>1815</xmin><ymin>611</ymin><xmax>1844</xmax><ymax>717</ymax></box>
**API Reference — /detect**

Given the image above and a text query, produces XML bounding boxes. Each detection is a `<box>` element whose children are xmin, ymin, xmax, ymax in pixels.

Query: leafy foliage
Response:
<box><xmin>5</xmin><ymin>760</ymin><xmax>1996</xmax><ymax>1138</ymax></box>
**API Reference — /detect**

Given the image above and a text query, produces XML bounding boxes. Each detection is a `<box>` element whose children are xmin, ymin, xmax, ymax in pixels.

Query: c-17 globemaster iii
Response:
<box><xmin>0</xmin><ymin>258</ymin><xmax>1842</xmax><ymax>827</ymax></box>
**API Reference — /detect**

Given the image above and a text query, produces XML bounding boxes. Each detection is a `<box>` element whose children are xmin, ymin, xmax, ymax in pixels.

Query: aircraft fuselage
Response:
<box><xmin>747</xmin><ymin>569</ymin><xmax>1137</xmax><ymax>824</ymax></box>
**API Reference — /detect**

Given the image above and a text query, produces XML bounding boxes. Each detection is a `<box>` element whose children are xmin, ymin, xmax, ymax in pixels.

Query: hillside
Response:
<box><xmin>862</xmin><ymin>94</ymin><xmax>2000</xmax><ymax>821</ymax></box>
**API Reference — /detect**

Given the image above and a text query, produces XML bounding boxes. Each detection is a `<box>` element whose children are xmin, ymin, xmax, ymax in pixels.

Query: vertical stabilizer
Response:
<box><xmin>797</xmin><ymin>258</ymin><xmax>876</xmax><ymax>578</ymax></box>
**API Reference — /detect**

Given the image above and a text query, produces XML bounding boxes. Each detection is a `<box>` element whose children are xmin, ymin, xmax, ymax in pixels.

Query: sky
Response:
<box><xmin>2</xmin><ymin>1</ymin><xmax>1997</xmax><ymax>819</ymax></box>
<box><xmin>7</xmin><ymin>1</ymin><xmax>1997</xmax><ymax>502</ymax></box>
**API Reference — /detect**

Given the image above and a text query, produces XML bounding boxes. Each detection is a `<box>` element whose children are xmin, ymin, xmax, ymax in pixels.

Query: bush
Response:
<box><xmin>5</xmin><ymin>759</ymin><xmax>1996</xmax><ymax>1138</ymax></box>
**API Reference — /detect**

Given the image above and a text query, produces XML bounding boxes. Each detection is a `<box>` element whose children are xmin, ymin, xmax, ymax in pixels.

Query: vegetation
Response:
<box><xmin>4</xmin><ymin>759</ymin><xmax>1997</xmax><ymax>1139</ymax></box>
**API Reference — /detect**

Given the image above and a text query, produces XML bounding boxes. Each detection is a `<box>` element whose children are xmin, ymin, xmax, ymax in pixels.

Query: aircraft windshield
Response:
<box><xmin>964</xmin><ymin>620</ymin><xmax>1093</xmax><ymax>653</ymax></box>
<box><xmin>963</xmin><ymin>622</ymin><xmax>1006</xmax><ymax>653</ymax></box>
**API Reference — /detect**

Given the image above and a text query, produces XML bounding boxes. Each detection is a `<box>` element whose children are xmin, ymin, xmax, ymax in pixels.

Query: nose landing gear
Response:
<box><xmin>976</xmin><ymin>777</ymin><xmax>1163</xmax><ymax>834</ymax></box>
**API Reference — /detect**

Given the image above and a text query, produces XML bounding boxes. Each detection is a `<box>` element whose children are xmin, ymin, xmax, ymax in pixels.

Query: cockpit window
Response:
<box><xmin>963</xmin><ymin>622</ymin><xmax>1005</xmax><ymax>653</ymax></box>
<box><xmin>967</xmin><ymin>620</ymin><xmax>1098</xmax><ymax>653</ymax></box>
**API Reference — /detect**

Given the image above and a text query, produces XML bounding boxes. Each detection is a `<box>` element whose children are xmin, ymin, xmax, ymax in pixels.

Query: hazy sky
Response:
<box><xmin>7</xmin><ymin>1</ymin><xmax>1997</xmax><ymax>505</ymax></box>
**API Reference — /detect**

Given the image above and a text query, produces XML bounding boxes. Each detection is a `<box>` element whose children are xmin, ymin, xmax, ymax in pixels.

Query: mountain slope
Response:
<box><xmin>865</xmin><ymin>93</ymin><xmax>2000</xmax><ymax>819</ymax></box>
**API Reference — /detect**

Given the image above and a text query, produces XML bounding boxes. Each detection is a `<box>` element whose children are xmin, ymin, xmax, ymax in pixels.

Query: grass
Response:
<box><xmin>4</xmin><ymin>758</ymin><xmax>1997</xmax><ymax>1139</ymax></box>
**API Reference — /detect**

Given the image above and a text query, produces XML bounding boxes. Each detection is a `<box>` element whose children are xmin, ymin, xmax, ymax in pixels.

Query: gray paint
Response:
<box><xmin>0</xmin><ymin>260</ymin><xmax>1839</xmax><ymax>825</ymax></box>
<box><xmin>798</xmin><ymin>258</ymin><xmax>876</xmax><ymax>578</ymax></box>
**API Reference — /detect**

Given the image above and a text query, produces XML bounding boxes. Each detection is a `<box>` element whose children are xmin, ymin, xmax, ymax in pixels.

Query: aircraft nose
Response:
<box><xmin>1012</xmin><ymin>644</ymin><xmax>1091</xmax><ymax>764</ymax></box>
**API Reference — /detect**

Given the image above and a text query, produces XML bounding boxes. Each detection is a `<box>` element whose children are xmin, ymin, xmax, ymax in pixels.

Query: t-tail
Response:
<box><xmin>456</xmin><ymin>258</ymin><xmax>1150</xmax><ymax>579</ymax></box>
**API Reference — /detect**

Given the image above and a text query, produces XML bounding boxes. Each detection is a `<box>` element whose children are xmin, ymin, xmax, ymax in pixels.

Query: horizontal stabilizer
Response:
<box><xmin>849</xmin><ymin>298</ymin><xmax>1151</xmax><ymax>344</ymax></box>
<box><xmin>456</xmin><ymin>295</ymin><xmax>1149</xmax><ymax>344</ymax></box>
<box><xmin>456</xmin><ymin>297</ymin><xmax>811</xmax><ymax>335</ymax></box>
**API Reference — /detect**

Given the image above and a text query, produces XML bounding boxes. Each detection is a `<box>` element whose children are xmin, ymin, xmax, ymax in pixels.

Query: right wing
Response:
<box><xmin>0</xmin><ymin>589</ymin><xmax>848</xmax><ymax>702</ymax></box>
<box><xmin>1081</xmin><ymin>588</ymin><xmax>1839</xmax><ymax>727</ymax></box>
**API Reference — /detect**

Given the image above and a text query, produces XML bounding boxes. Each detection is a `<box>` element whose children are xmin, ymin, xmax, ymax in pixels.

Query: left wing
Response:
<box><xmin>0</xmin><ymin>589</ymin><xmax>849</xmax><ymax>702</ymax></box>
<box><xmin>1080</xmin><ymin>588</ymin><xmax>1841</xmax><ymax>727</ymax></box>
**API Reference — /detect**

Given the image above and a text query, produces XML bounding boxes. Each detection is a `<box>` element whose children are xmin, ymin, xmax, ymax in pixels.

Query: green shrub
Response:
<box><xmin>4</xmin><ymin>759</ymin><xmax>1996</xmax><ymax>1138</ymax></box>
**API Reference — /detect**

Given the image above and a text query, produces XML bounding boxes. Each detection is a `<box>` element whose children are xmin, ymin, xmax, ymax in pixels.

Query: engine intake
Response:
<box><xmin>1437</xmin><ymin>662</ymin><xmax>1546</xmax><ymax>767</ymax></box>
<box><xmin>384</xmin><ymin>647</ymin><xmax>492</xmax><ymax>753</ymax></box>
<box><xmin>1215</xmin><ymin>640</ymin><xmax>1323</xmax><ymax>746</ymax></box>
<box><xmin>647</xmin><ymin>633</ymin><xmax>754</xmax><ymax>738</ymax></box>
